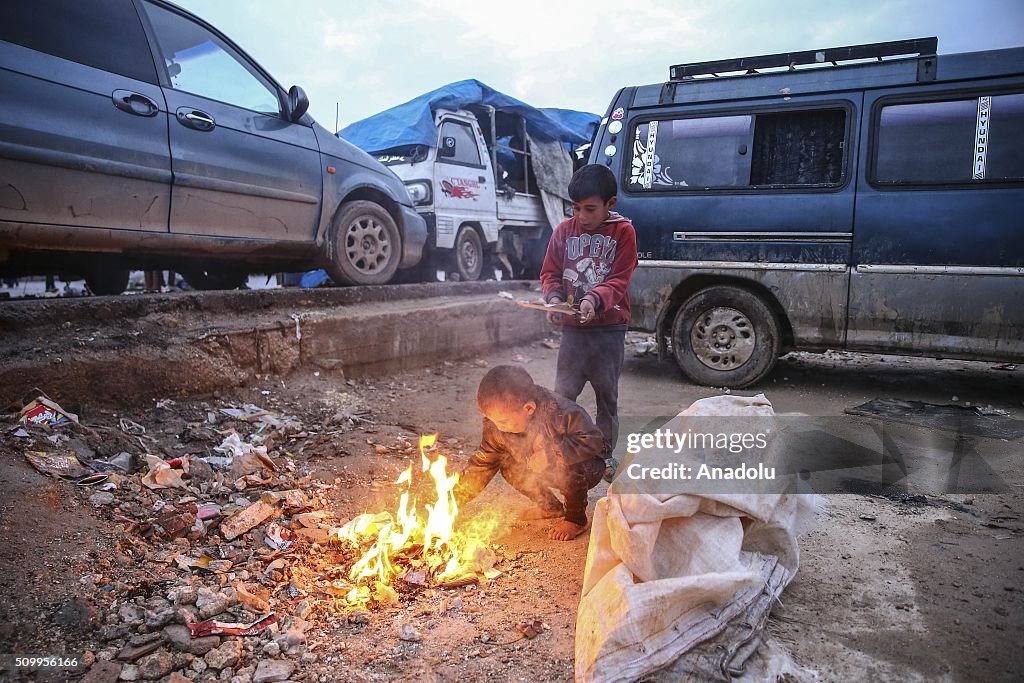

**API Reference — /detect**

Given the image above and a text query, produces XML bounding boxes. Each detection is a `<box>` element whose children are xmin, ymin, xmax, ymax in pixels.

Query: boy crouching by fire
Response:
<box><xmin>453</xmin><ymin>365</ymin><xmax>606</xmax><ymax>541</ymax></box>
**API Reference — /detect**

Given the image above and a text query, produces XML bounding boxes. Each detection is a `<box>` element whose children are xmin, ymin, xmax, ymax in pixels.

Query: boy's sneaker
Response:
<box><xmin>603</xmin><ymin>457</ymin><xmax>618</xmax><ymax>483</ymax></box>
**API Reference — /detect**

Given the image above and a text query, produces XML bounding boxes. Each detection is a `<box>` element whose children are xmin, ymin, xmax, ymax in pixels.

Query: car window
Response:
<box><xmin>439</xmin><ymin>121</ymin><xmax>482</xmax><ymax>166</ymax></box>
<box><xmin>875</xmin><ymin>92</ymin><xmax>1024</xmax><ymax>184</ymax></box>
<box><xmin>142</xmin><ymin>2</ymin><xmax>281</xmax><ymax>115</ymax></box>
<box><xmin>1</xmin><ymin>0</ymin><xmax>157</xmax><ymax>83</ymax></box>
<box><xmin>627</xmin><ymin>109</ymin><xmax>846</xmax><ymax>191</ymax></box>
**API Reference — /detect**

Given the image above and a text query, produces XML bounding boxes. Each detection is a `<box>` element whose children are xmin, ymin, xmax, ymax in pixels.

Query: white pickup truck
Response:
<box><xmin>339</xmin><ymin>81</ymin><xmax>597</xmax><ymax>282</ymax></box>
<box><xmin>378</xmin><ymin>106</ymin><xmax>577</xmax><ymax>281</ymax></box>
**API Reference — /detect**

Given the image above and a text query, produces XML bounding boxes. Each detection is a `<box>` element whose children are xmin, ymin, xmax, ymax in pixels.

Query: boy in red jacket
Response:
<box><xmin>539</xmin><ymin>164</ymin><xmax>638</xmax><ymax>480</ymax></box>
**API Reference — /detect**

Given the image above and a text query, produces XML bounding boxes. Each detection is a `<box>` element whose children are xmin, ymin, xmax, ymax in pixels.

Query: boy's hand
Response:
<box><xmin>547</xmin><ymin>297</ymin><xmax>565</xmax><ymax>325</ymax></box>
<box><xmin>578</xmin><ymin>299</ymin><xmax>596</xmax><ymax>324</ymax></box>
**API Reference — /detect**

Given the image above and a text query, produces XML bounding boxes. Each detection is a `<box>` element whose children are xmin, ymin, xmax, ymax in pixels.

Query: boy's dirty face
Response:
<box><xmin>572</xmin><ymin>195</ymin><xmax>616</xmax><ymax>231</ymax></box>
<box><xmin>480</xmin><ymin>398</ymin><xmax>536</xmax><ymax>433</ymax></box>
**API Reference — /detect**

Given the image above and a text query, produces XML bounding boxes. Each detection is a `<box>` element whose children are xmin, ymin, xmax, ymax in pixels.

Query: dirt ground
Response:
<box><xmin>1</xmin><ymin>324</ymin><xmax>1022</xmax><ymax>682</ymax></box>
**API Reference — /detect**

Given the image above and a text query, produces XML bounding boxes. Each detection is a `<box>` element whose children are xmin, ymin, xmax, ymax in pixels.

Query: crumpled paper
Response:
<box><xmin>141</xmin><ymin>455</ymin><xmax>186</xmax><ymax>489</ymax></box>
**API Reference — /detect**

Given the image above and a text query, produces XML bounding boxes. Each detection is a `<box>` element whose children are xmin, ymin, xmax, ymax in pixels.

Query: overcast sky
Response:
<box><xmin>174</xmin><ymin>0</ymin><xmax>1024</xmax><ymax>132</ymax></box>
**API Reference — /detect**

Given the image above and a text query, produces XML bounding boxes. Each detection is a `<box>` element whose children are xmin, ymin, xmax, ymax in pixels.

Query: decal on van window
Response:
<box><xmin>973</xmin><ymin>96</ymin><xmax>991</xmax><ymax>180</ymax></box>
<box><xmin>629</xmin><ymin>121</ymin><xmax>678</xmax><ymax>189</ymax></box>
<box><xmin>440</xmin><ymin>177</ymin><xmax>480</xmax><ymax>200</ymax></box>
<box><xmin>876</xmin><ymin>93</ymin><xmax>1023</xmax><ymax>184</ymax></box>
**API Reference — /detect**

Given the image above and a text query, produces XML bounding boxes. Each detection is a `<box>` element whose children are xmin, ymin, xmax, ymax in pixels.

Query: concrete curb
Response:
<box><xmin>0</xmin><ymin>283</ymin><xmax>551</xmax><ymax>404</ymax></box>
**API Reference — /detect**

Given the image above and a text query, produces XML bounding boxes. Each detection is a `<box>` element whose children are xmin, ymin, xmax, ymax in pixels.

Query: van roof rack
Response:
<box><xmin>669</xmin><ymin>37</ymin><xmax>937</xmax><ymax>81</ymax></box>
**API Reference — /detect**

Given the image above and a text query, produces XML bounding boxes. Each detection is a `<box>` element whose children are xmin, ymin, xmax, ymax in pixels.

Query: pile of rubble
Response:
<box><xmin>5</xmin><ymin>392</ymin><xmax>517</xmax><ymax>683</ymax></box>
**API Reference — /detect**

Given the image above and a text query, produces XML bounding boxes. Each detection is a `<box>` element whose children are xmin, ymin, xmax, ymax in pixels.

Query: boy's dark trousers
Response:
<box><xmin>554</xmin><ymin>326</ymin><xmax>626</xmax><ymax>458</ymax></box>
<box><xmin>500</xmin><ymin>456</ymin><xmax>605</xmax><ymax>525</ymax></box>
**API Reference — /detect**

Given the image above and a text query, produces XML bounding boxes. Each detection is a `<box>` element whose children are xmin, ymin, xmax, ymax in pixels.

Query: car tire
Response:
<box><xmin>671</xmin><ymin>285</ymin><xmax>780</xmax><ymax>388</ymax></box>
<box><xmin>327</xmin><ymin>201</ymin><xmax>401</xmax><ymax>285</ymax></box>
<box><xmin>84</xmin><ymin>268</ymin><xmax>130</xmax><ymax>296</ymax></box>
<box><xmin>181</xmin><ymin>269</ymin><xmax>247</xmax><ymax>291</ymax></box>
<box><xmin>453</xmin><ymin>225</ymin><xmax>483</xmax><ymax>282</ymax></box>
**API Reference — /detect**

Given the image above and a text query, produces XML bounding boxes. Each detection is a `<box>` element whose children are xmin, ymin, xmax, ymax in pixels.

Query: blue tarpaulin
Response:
<box><xmin>337</xmin><ymin>79</ymin><xmax>598</xmax><ymax>154</ymax></box>
<box><xmin>540</xmin><ymin>107</ymin><xmax>600</xmax><ymax>146</ymax></box>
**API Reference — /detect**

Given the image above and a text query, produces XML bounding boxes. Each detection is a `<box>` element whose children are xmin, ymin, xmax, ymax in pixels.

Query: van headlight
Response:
<box><xmin>405</xmin><ymin>181</ymin><xmax>431</xmax><ymax>206</ymax></box>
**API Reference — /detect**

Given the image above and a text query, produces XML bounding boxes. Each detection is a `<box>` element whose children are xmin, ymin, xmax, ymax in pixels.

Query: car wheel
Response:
<box><xmin>181</xmin><ymin>269</ymin><xmax>247</xmax><ymax>291</ymax></box>
<box><xmin>671</xmin><ymin>285</ymin><xmax>780</xmax><ymax>388</ymax></box>
<box><xmin>84</xmin><ymin>268</ymin><xmax>130</xmax><ymax>296</ymax></box>
<box><xmin>327</xmin><ymin>201</ymin><xmax>401</xmax><ymax>285</ymax></box>
<box><xmin>453</xmin><ymin>225</ymin><xmax>483</xmax><ymax>282</ymax></box>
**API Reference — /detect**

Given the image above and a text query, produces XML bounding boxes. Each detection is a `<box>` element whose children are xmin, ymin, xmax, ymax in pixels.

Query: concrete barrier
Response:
<box><xmin>0</xmin><ymin>282</ymin><xmax>551</xmax><ymax>404</ymax></box>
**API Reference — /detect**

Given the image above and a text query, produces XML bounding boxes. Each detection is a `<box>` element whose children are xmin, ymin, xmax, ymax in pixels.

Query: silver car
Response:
<box><xmin>0</xmin><ymin>0</ymin><xmax>426</xmax><ymax>293</ymax></box>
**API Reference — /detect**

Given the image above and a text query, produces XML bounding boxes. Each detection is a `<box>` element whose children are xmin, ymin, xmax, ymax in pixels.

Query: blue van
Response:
<box><xmin>592</xmin><ymin>38</ymin><xmax>1023</xmax><ymax>387</ymax></box>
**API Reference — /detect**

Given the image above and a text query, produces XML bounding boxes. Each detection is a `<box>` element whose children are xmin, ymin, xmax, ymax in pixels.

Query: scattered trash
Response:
<box><xmin>541</xmin><ymin>339</ymin><xmax>560</xmax><ymax>350</ymax></box>
<box><xmin>516</xmin><ymin>619</ymin><xmax>546</xmax><ymax>639</ymax></box>
<box><xmin>118</xmin><ymin>418</ymin><xmax>147</xmax><ymax>435</ymax></box>
<box><xmin>992</xmin><ymin>363</ymin><xmax>1017</xmax><ymax>371</ymax></box>
<box><xmin>290</xmin><ymin>313</ymin><xmax>302</xmax><ymax>341</ymax></box>
<box><xmin>859</xmin><ymin>514</ymin><xmax>877</xmax><ymax>521</ymax></box>
<box><xmin>511</xmin><ymin>353</ymin><xmax>531</xmax><ymax>364</ymax></box>
<box><xmin>219</xmin><ymin>499</ymin><xmax>279</xmax><ymax>540</ymax></box>
<box><xmin>497</xmin><ymin>291</ymin><xmax>515</xmax><ymax>300</ymax></box>
<box><xmin>19</xmin><ymin>397</ymin><xmax>78</xmax><ymax>427</ymax></box>
<box><xmin>24</xmin><ymin>450</ymin><xmax>92</xmax><ymax>479</ymax></box>
<box><xmin>11</xmin><ymin>427</ymin><xmax>30</xmax><ymax>438</ymax></box>
<box><xmin>188</xmin><ymin>613</ymin><xmax>278</xmax><ymax>638</ymax></box>
<box><xmin>141</xmin><ymin>455</ymin><xmax>186</xmax><ymax>490</ymax></box>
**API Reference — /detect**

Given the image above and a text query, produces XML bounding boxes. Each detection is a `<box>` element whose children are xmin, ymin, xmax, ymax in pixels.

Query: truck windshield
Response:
<box><xmin>376</xmin><ymin>145</ymin><xmax>428</xmax><ymax>165</ymax></box>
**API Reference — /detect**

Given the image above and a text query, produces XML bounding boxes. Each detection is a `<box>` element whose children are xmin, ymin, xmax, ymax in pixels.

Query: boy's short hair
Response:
<box><xmin>477</xmin><ymin>365</ymin><xmax>537</xmax><ymax>408</ymax></box>
<box><xmin>568</xmin><ymin>164</ymin><xmax>617</xmax><ymax>203</ymax></box>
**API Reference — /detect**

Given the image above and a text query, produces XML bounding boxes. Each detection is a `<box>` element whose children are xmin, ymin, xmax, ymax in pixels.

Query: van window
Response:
<box><xmin>142</xmin><ymin>2</ymin><xmax>281</xmax><ymax>115</ymax></box>
<box><xmin>1</xmin><ymin>0</ymin><xmax>157</xmax><ymax>83</ymax></box>
<box><xmin>874</xmin><ymin>93</ymin><xmax>1024</xmax><ymax>184</ymax></box>
<box><xmin>439</xmin><ymin>121</ymin><xmax>482</xmax><ymax>166</ymax></box>
<box><xmin>627</xmin><ymin>108</ymin><xmax>846</xmax><ymax>191</ymax></box>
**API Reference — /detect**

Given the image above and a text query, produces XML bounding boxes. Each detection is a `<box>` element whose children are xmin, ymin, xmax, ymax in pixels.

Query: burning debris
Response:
<box><xmin>332</xmin><ymin>434</ymin><xmax>500</xmax><ymax>608</ymax></box>
<box><xmin>2</xmin><ymin>389</ymin><xmax>524</xmax><ymax>682</ymax></box>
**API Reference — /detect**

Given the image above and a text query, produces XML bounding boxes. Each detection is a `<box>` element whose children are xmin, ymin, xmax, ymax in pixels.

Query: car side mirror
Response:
<box><xmin>438</xmin><ymin>136</ymin><xmax>457</xmax><ymax>158</ymax></box>
<box><xmin>287</xmin><ymin>85</ymin><xmax>309</xmax><ymax>122</ymax></box>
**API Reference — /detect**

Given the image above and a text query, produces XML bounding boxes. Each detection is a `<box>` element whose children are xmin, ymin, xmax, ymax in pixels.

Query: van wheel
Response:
<box><xmin>671</xmin><ymin>285</ymin><xmax>780</xmax><ymax>388</ymax></box>
<box><xmin>84</xmin><ymin>268</ymin><xmax>130</xmax><ymax>296</ymax></box>
<box><xmin>328</xmin><ymin>201</ymin><xmax>401</xmax><ymax>285</ymax></box>
<box><xmin>453</xmin><ymin>226</ymin><xmax>483</xmax><ymax>281</ymax></box>
<box><xmin>181</xmin><ymin>269</ymin><xmax>247</xmax><ymax>291</ymax></box>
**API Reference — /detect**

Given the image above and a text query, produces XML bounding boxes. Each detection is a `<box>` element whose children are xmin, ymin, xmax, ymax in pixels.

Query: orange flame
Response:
<box><xmin>339</xmin><ymin>434</ymin><xmax>485</xmax><ymax>604</ymax></box>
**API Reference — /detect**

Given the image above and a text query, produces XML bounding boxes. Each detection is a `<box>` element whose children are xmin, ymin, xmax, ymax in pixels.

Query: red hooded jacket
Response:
<box><xmin>539</xmin><ymin>211</ymin><xmax>638</xmax><ymax>329</ymax></box>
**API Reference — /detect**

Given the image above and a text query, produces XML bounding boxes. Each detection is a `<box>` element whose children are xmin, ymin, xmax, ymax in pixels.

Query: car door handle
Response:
<box><xmin>112</xmin><ymin>89</ymin><xmax>159</xmax><ymax>117</ymax></box>
<box><xmin>478</xmin><ymin>176</ymin><xmax>487</xmax><ymax>183</ymax></box>
<box><xmin>175</xmin><ymin>107</ymin><xmax>216</xmax><ymax>131</ymax></box>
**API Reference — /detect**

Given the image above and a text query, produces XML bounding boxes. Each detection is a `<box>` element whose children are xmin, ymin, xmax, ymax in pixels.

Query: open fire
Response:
<box><xmin>335</xmin><ymin>434</ymin><xmax>497</xmax><ymax>607</ymax></box>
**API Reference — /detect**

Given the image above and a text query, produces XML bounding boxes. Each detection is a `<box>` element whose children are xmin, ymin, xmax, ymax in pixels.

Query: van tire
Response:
<box><xmin>453</xmin><ymin>226</ymin><xmax>483</xmax><ymax>282</ymax></box>
<box><xmin>328</xmin><ymin>201</ymin><xmax>401</xmax><ymax>285</ymax></box>
<box><xmin>181</xmin><ymin>269</ymin><xmax>247</xmax><ymax>291</ymax></box>
<box><xmin>671</xmin><ymin>285</ymin><xmax>780</xmax><ymax>388</ymax></box>
<box><xmin>84</xmin><ymin>268</ymin><xmax>130</xmax><ymax>296</ymax></box>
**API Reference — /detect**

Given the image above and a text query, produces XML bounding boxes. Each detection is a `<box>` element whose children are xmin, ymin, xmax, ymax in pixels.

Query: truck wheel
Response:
<box><xmin>84</xmin><ymin>268</ymin><xmax>130</xmax><ymax>296</ymax></box>
<box><xmin>671</xmin><ymin>285</ymin><xmax>780</xmax><ymax>388</ymax></box>
<box><xmin>328</xmin><ymin>201</ymin><xmax>401</xmax><ymax>285</ymax></box>
<box><xmin>181</xmin><ymin>269</ymin><xmax>247</xmax><ymax>291</ymax></box>
<box><xmin>453</xmin><ymin>226</ymin><xmax>483</xmax><ymax>281</ymax></box>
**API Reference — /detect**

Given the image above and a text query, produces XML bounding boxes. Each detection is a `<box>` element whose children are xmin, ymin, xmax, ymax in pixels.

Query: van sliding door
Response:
<box><xmin>849</xmin><ymin>87</ymin><xmax>1024</xmax><ymax>360</ymax></box>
